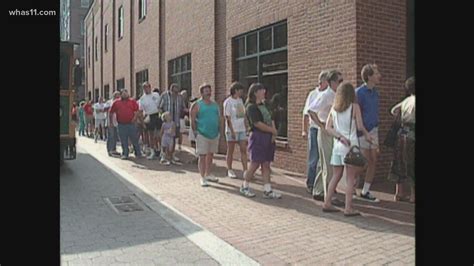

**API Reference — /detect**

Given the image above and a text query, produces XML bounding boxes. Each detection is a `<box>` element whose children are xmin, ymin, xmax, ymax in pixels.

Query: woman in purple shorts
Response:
<box><xmin>239</xmin><ymin>83</ymin><xmax>281</xmax><ymax>199</ymax></box>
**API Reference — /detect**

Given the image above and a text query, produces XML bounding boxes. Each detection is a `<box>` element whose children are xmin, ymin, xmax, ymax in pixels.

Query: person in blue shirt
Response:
<box><xmin>355</xmin><ymin>64</ymin><xmax>381</xmax><ymax>202</ymax></box>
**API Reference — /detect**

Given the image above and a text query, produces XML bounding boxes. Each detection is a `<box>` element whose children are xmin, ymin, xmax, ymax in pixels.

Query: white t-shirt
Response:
<box><xmin>223</xmin><ymin>96</ymin><xmax>246</xmax><ymax>133</ymax></box>
<box><xmin>139</xmin><ymin>92</ymin><xmax>161</xmax><ymax>115</ymax></box>
<box><xmin>308</xmin><ymin>87</ymin><xmax>336</xmax><ymax>123</ymax></box>
<box><xmin>105</xmin><ymin>99</ymin><xmax>118</xmax><ymax>127</ymax></box>
<box><xmin>93</xmin><ymin>102</ymin><xmax>107</xmax><ymax>120</ymax></box>
<box><xmin>331</xmin><ymin>105</ymin><xmax>358</xmax><ymax>156</ymax></box>
<box><xmin>400</xmin><ymin>95</ymin><xmax>415</xmax><ymax>124</ymax></box>
<box><xmin>303</xmin><ymin>87</ymin><xmax>324</xmax><ymax>129</ymax></box>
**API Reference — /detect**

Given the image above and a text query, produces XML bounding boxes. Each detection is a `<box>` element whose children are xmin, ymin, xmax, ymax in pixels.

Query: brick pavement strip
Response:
<box><xmin>77</xmin><ymin>136</ymin><xmax>415</xmax><ymax>265</ymax></box>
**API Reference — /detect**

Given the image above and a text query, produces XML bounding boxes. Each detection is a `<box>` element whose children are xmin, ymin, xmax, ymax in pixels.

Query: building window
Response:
<box><xmin>116</xmin><ymin>78</ymin><xmax>125</xmax><ymax>91</ymax></box>
<box><xmin>104</xmin><ymin>24</ymin><xmax>108</xmax><ymax>52</ymax></box>
<box><xmin>94</xmin><ymin>36</ymin><xmax>98</xmax><ymax>61</ymax></box>
<box><xmin>135</xmin><ymin>69</ymin><xmax>149</xmax><ymax>98</ymax></box>
<box><xmin>88</xmin><ymin>91</ymin><xmax>92</xmax><ymax>101</ymax></box>
<box><xmin>104</xmin><ymin>84</ymin><xmax>110</xmax><ymax>100</ymax></box>
<box><xmin>118</xmin><ymin>6</ymin><xmax>124</xmax><ymax>39</ymax></box>
<box><xmin>81</xmin><ymin>0</ymin><xmax>90</xmax><ymax>8</ymax></box>
<box><xmin>87</xmin><ymin>46</ymin><xmax>91</xmax><ymax>68</ymax></box>
<box><xmin>233</xmin><ymin>21</ymin><xmax>288</xmax><ymax>140</ymax></box>
<box><xmin>168</xmin><ymin>54</ymin><xmax>192</xmax><ymax>97</ymax></box>
<box><xmin>138</xmin><ymin>0</ymin><xmax>147</xmax><ymax>21</ymax></box>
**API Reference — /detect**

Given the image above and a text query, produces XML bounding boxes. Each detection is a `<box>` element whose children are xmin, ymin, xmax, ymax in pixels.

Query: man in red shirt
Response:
<box><xmin>109</xmin><ymin>89</ymin><xmax>143</xmax><ymax>159</ymax></box>
<box><xmin>83</xmin><ymin>100</ymin><xmax>94</xmax><ymax>137</ymax></box>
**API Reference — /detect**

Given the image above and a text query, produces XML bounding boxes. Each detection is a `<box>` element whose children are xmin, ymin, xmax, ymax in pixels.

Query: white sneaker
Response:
<box><xmin>200</xmin><ymin>178</ymin><xmax>209</xmax><ymax>187</ymax></box>
<box><xmin>263</xmin><ymin>190</ymin><xmax>282</xmax><ymax>199</ymax></box>
<box><xmin>205</xmin><ymin>175</ymin><xmax>219</xmax><ymax>183</ymax></box>
<box><xmin>171</xmin><ymin>160</ymin><xmax>182</xmax><ymax>166</ymax></box>
<box><xmin>147</xmin><ymin>150</ymin><xmax>155</xmax><ymax>160</ymax></box>
<box><xmin>227</xmin><ymin>170</ymin><xmax>237</xmax><ymax>179</ymax></box>
<box><xmin>173</xmin><ymin>155</ymin><xmax>181</xmax><ymax>162</ymax></box>
<box><xmin>160</xmin><ymin>159</ymin><xmax>171</xmax><ymax>165</ymax></box>
<box><xmin>240</xmin><ymin>186</ymin><xmax>256</xmax><ymax>198</ymax></box>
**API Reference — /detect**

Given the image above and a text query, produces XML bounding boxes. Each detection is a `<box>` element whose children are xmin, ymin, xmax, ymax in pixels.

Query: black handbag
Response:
<box><xmin>343</xmin><ymin>105</ymin><xmax>368</xmax><ymax>167</ymax></box>
<box><xmin>344</xmin><ymin>146</ymin><xmax>367</xmax><ymax>167</ymax></box>
<box><xmin>383</xmin><ymin>111</ymin><xmax>401</xmax><ymax>148</ymax></box>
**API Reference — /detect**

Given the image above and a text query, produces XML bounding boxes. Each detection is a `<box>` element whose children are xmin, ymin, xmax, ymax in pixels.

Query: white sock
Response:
<box><xmin>362</xmin><ymin>182</ymin><xmax>372</xmax><ymax>195</ymax></box>
<box><xmin>264</xmin><ymin>183</ymin><xmax>272</xmax><ymax>192</ymax></box>
<box><xmin>243</xmin><ymin>181</ymin><xmax>249</xmax><ymax>188</ymax></box>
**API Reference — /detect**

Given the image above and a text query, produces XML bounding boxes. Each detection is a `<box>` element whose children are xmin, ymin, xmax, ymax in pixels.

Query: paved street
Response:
<box><xmin>60</xmin><ymin>145</ymin><xmax>256</xmax><ymax>265</ymax></box>
<box><xmin>61</xmin><ymin>136</ymin><xmax>415</xmax><ymax>265</ymax></box>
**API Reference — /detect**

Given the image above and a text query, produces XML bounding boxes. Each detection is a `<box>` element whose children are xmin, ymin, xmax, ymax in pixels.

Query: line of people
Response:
<box><xmin>74</xmin><ymin>66</ymin><xmax>415</xmax><ymax>213</ymax></box>
<box><xmin>302</xmin><ymin>65</ymin><xmax>415</xmax><ymax>216</ymax></box>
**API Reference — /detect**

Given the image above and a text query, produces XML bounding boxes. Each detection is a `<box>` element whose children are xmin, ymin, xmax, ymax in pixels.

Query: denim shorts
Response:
<box><xmin>225</xmin><ymin>131</ymin><xmax>248</xmax><ymax>142</ymax></box>
<box><xmin>330</xmin><ymin>153</ymin><xmax>345</xmax><ymax>166</ymax></box>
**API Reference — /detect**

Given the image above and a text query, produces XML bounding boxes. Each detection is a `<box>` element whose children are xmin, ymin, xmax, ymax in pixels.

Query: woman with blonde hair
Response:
<box><xmin>322</xmin><ymin>82</ymin><xmax>373</xmax><ymax>216</ymax></box>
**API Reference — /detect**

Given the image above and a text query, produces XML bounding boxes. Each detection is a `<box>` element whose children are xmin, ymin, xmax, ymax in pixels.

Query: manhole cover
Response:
<box><xmin>108</xmin><ymin>196</ymin><xmax>134</xmax><ymax>205</ymax></box>
<box><xmin>104</xmin><ymin>195</ymin><xmax>146</xmax><ymax>214</ymax></box>
<box><xmin>115</xmin><ymin>203</ymin><xmax>144</xmax><ymax>212</ymax></box>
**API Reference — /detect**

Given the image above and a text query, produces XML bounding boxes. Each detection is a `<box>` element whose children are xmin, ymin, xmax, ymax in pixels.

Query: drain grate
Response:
<box><xmin>104</xmin><ymin>195</ymin><xmax>145</xmax><ymax>214</ymax></box>
<box><xmin>108</xmin><ymin>196</ymin><xmax>134</xmax><ymax>205</ymax></box>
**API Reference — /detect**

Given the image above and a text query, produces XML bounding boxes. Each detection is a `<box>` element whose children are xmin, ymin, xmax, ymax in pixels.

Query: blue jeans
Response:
<box><xmin>117</xmin><ymin>123</ymin><xmax>141</xmax><ymax>157</ymax></box>
<box><xmin>107</xmin><ymin>126</ymin><xmax>118</xmax><ymax>152</ymax></box>
<box><xmin>306</xmin><ymin>127</ymin><xmax>320</xmax><ymax>188</ymax></box>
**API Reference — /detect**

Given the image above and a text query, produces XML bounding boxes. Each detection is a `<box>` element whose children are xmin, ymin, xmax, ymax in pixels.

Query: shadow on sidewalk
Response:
<box><xmin>82</xmin><ymin>137</ymin><xmax>414</xmax><ymax>239</ymax></box>
<box><xmin>128</xmin><ymin>146</ymin><xmax>414</xmax><ymax>238</ymax></box>
<box><xmin>207</xmin><ymin>180</ymin><xmax>414</xmax><ymax>238</ymax></box>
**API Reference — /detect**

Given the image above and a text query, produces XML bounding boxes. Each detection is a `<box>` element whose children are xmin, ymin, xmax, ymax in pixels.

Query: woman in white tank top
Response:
<box><xmin>322</xmin><ymin>83</ymin><xmax>374</xmax><ymax>216</ymax></box>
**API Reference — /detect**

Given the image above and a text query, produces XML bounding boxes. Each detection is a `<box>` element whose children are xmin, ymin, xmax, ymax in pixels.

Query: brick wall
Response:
<box><xmin>93</xmin><ymin>3</ymin><xmax>102</xmax><ymax>100</ymax></box>
<box><xmin>102</xmin><ymin>0</ymin><xmax>114</xmax><ymax>95</ymax></box>
<box><xmin>224</xmin><ymin>0</ymin><xmax>359</xmax><ymax>174</ymax></box>
<box><xmin>356</xmin><ymin>0</ymin><xmax>407</xmax><ymax>180</ymax></box>
<box><xmin>84</xmin><ymin>0</ymin><xmax>409</xmax><ymax>180</ymax></box>
<box><xmin>133</xmin><ymin>0</ymin><xmax>160</xmax><ymax>90</ymax></box>
<box><xmin>164</xmin><ymin>0</ymin><xmax>215</xmax><ymax>98</ymax></box>
<box><xmin>114</xmin><ymin>0</ymin><xmax>132</xmax><ymax>95</ymax></box>
<box><xmin>85</xmin><ymin>11</ymin><xmax>93</xmax><ymax>100</ymax></box>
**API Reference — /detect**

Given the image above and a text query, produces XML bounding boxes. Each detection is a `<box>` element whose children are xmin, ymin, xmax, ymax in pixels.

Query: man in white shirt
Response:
<box><xmin>105</xmin><ymin>91</ymin><xmax>121</xmax><ymax>156</ymax></box>
<box><xmin>139</xmin><ymin>82</ymin><xmax>162</xmax><ymax>160</ymax></box>
<box><xmin>93</xmin><ymin>97</ymin><xmax>107</xmax><ymax>143</ymax></box>
<box><xmin>308</xmin><ymin>70</ymin><xmax>344</xmax><ymax>206</ymax></box>
<box><xmin>302</xmin><ymin>70</ymin><xmax>329</xmax><ymax>193</ymax></box>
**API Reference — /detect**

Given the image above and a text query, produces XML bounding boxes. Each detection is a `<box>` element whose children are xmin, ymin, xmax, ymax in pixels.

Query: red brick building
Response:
<box><xmin>85</xmin><ymin>0</ymin><xmax>414</xmax><ymax>179</ymax></box>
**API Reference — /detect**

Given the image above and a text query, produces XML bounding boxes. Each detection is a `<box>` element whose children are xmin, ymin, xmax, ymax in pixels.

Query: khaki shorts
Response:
<box><xmin>359</xmin><ymin>127</ymin><xmax>379</xmax><ymax>149</ymax></box>
<box><xmin>196</xmin><ymin>134</ymin><xmax>219</xmax><ymax>155</ymax></box>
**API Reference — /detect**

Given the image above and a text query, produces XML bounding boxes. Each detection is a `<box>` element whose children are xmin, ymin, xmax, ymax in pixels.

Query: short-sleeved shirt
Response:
<box><xmin>303</xmin><ymin>87</ymin><xmax>323</xmax><ymax>129</ymax></box>
<box><xmin>139</xmin><ymin>92</ymin><xmax>161</xmax><ymax>115</ymax></box>
<box><xmin>110</xmin><ymin>98</ymin><xmax>139</xmax><ymax>124</ymax></box>
<box><xmin>105</xmin><ymin>99</ymin><xmax>118</xmax><ymax>127</ymax></box>
<box><xmin>84</xmin><ymin>103</ymin><xmax>93</xmax><ymax>116</ymax></box>
<box><xmin>308</xmin><ymin>87</ymin><xmax>336</xmax><ymax>123</ymax></box>
<box><xmin>356</xmin><ymin>84</ymin><xmax>379</xmax><ymax>132</ymax></box>
<box><xmin>246</xmin><ymin>103</ymin><xmax>272</xmax><ymax>133</ymax></box>
<box><xmin>223</xmin><ymin>96</ymin><xmax>246</xmax><ymax>133</ymax></box>
<box><xmin>93</xmin><ymin>102</ymin><xmax>107</xmax><ymax>120</ymax></box>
